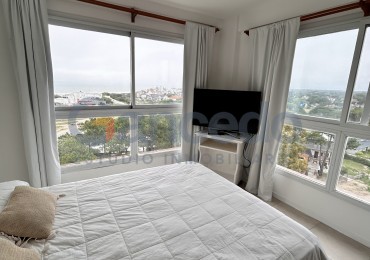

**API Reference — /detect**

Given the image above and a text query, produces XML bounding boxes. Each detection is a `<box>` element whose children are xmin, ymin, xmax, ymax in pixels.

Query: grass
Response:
<box><xmin>356</xmin><ymin>151</ymin><xmax>370</xmax><ymax>160</ymax></box>
<box><xmin>342</xmin><ymin>159</ymin><xmax>370</xmax><ymax>191</ymax></box>
<box><xmin>342</xmin><ymin>159</ymin><xmax>370</xmax><ymax>176</ymax></box>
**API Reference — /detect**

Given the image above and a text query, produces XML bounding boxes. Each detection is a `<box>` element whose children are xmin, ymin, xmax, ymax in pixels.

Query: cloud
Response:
<box><xmin>49</xmin><ymin>25</ymin><xmax>184</xmax><ymax>93</ymax></box>
<box><xmin>290</xmin><ymin>29</ymin><xmax>369</xmax><ymax>92</ymax></box>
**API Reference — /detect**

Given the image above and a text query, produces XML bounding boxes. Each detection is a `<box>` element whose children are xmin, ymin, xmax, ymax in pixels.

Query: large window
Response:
<box><xmin>278</xmin><ymin>21</ymin><xmax>370</xmax><ymax>206</ymax></box>
<box><xmin>49</xmin><ymin>22</ymin><xmax>184</xmax><ymax>170</ymax></box>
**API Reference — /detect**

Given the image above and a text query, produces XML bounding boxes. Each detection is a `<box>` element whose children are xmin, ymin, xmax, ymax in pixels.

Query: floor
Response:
<box><xmin>267</xmin><ymin>197</ymin><xmax>370</xmax><ymax>260</ymax></box>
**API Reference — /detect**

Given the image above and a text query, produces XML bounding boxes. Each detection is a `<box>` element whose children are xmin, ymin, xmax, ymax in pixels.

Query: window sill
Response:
<box><xmin>61</xmin><ymin>149</ymin><xmax>181</xmax><ymax>174</ymax></box>
<box><xmin>275</xmin><ymin>165</ymin><xmax>327</xmax><ymax>191</ymax></box>
<box><xmin>275</xmin><ymin>165</ymin><xmax>370</xmax><ymax>211</ymax></box>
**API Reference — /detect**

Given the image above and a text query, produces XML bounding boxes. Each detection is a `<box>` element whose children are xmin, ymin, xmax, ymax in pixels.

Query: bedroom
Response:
<box><xmin>0</xmin><ymin>0</ymin><xmax>370</xmax><ymax>259</ymax></box>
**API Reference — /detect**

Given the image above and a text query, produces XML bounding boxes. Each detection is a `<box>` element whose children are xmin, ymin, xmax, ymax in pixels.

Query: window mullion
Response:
<box><xmin>130</xmin><ymin>112</ymin><xmax>139</xmax><ymax>158</ymax></box>
<box><xmin>360</xmin><ymin>83</ymin><xmax>370</xmax><ymax>125</ymax></box>
<box><xmin>340</xmin><ymin>24</ymin><xmax>367</xmax><ymax>126</ymax></box>
<box><xmin>326</xmin><ymin>132</ymin><xmax>346</xmax><ymax>192</ymax></box>
<box><xmin>130</xmin><ymin>34</ymin><xmax>136</xmax><ymax>108</ymax></box>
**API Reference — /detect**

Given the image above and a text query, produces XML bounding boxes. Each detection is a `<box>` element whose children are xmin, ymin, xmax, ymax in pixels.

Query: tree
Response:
<box><xmin>348</xmin><ymin>107</ymin><xmax>363</xmax><ymax>122</ymax></box>
<box><xmin>105</xmin><ymin>134</ymin><xmax>128</xmax><ymax>155</ymax></box>
<box><xmin>306</xmin><ymin>131</ymin><xmax>334</xmax><ymax>177</ymax></box>
<box><xmin>309</xmin><ymin>106</ymin><xmax>341</xmax><ymax>119</ymax></box>
<box><xmin>278</xmin><ymin>125</ymin><xmax>308</xmax><ymax>174</ymax></box>
<box><xmin>347</xmin><ymin>138</ymin><xmax>360</xmax><ymax>150</ymax></box>
<box><xmin>80</xmin><ymin>117</ymin><xmax>116</xmax><ymax>153</ymax></box>
<box><xmin>58</xmin><ymin>134</ymin><xmax>96</xmax><ymax>165</ymax></box>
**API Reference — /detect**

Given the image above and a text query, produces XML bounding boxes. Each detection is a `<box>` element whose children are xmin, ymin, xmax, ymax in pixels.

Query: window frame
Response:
<box><xmin>49</xmin><ymin>16</ymin><xmax>184</xmax><ymax>173</ymax></box>
<box><xmin>277</xmin><ymin>16</ymin><xmax>370</xmax><ymax>210</ymax></box>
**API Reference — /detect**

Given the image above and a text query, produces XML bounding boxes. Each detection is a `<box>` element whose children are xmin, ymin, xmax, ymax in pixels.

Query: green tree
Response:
<box><xmin>138</xmin><ymin>114</ymin><xmax>181</xmax><ymax>152</ymax></box>
<box><xmin>80</xmin><ymin>117</ymin><xmax>116</xmax><ymax>153</ymax></box>
<box><xmin>106</xmin><ymin>134</ymin><xmax>128</xmax><ymax>155</ymax></box>
<box><xmin>347</xmin><ymin>138</ymin><xmax>361</xmax><ymax>150</ymax></box>
<box><xmin>348</xmin><ymin>107</ymin><xmax>363</xmax><ymax>122</ymax></box>
<box><xmin>306</xmin><ymin>131</ymin><xmax>334</xmax><ymax>176</ymax></box>
<box><xmin>58</xmin><ymin>134</ymin><xmax>96</xmax><ymax>165</ymax></box>
<box><xmin>278</xmin><ymin>125</ymin><xmax>308</xmax><ymax>174</ymax></box>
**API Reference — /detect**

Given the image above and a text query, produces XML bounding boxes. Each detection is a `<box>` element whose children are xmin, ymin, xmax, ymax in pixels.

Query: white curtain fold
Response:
<box><xmin>245</xmin><ymin>18</ymin><xmax>300</xmax><ymax>201</ymax></box>
<box><xmin>182</xmin><ymin>22</ymin><xmax>215</xmax><ymax>161</ymax></box>
<box><xmin>2</xmin><ymin>0</ymin><xmax>61</xmax><ymax>187</ymax></box>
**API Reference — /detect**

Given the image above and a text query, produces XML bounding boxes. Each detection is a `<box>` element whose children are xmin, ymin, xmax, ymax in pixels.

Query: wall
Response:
<box><xmin>274</xmin><ymin>173</ymin><xmax>370</xmax><ymax>247</ymax></box>
<box><xmin>209</xmin><ymin>10</ymin><xmax>370</xmax><ymax>247</ymax></box>
<box><xmin>209</xmin><ymin>17</ymin><xmax>251</xmax><ymax>91</ymax></box>
<box><xmin>46</xmin><ymin>0</ymin><xmax>221</xmax><ymax>36</ymax></box>
<box><xmin>0</xmin><ymin>3</ymin><xmax>29</xmax><ymax>183</ymax></box>
<box><xmin>0</xmin><ymin>0</ymin><xmax>221</xmax><ymax>184</ymax></box>
<box><xmin>45</xmin><ymin>0</ymin><xmax>222</xmax><ymax>182</ymax></box>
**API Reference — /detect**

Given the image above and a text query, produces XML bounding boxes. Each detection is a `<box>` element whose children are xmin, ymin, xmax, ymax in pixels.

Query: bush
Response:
<box><xmin>341</xmin><ymin>166</ymin><xmax>349</xmax><ymax>176</ymax></box>
<box><xmin>344</xmin><ymin>153</ymin><xmax>370</xmax><ymax>168</ymax></box>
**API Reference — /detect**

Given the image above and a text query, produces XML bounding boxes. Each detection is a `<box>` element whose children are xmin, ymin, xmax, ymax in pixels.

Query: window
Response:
<box><xmin>50</xmin><ymin>25</ymin><xmax>131</xmax><ymax>107</ymax></box>
<box><xmin>287</xmin><ymin>30</ymin><xmax>358</xmax><ymax>120</ymax></box>
<box><xmin>348</xmin><ymin>27</ymin><xmax>370</xmax><ymax>125</ymax></box>
<box><xmin>278</xmin><ymin>125</ymin><xmax>335</xmax><ymax>185</ymax></box>
<box><xmin>278</xmin><ymin>21</ymin><xmax>370</xmax><ymax>207</ymax></box>
<box><xmin>49</xmin><ymin>22</ymin><xmax>184</xmax><ymax>170</ymax></box>
<box><xmin>138</xmin><ymin>114</ymin><xmax>182</xmax><ymax>153</ymax></box>
<box><xmin>338</xmin><ymin>137</ymin><xmax>370</xmax><ymax>203</ymax></box>
<box><xmin>135</xmin><ymin>38</ymin><xmax>184</xmax><ymax>105</ymax></box>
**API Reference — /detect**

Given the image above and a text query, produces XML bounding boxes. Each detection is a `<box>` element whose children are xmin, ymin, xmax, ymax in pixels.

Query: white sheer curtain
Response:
<box><xmin>182</xmin><ymin>22</ymin><xmax>215</xmax><ymax>161</ymax></box>
<box><xmin>2</xmin><ymin>0</ymin><xmax>61</xmax><ymax>187</ymax></box>
<box><xmin>245</xmin><ymin>18</ymin><xmax>300</xmax><ymax>201</ymax></box>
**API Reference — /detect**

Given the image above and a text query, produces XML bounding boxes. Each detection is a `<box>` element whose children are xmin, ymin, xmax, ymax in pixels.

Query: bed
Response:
<box><xmin>2</xmin><ymin>162</ymin><xmax>327</xmax><ymax>259</ymax></box>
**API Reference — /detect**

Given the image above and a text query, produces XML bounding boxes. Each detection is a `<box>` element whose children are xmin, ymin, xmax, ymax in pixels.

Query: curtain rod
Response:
<box><xmin>244</xmin><ymin>0</ymin><xmax>370</xmax><ymax>35</ymax></box>
<box><xmin>77</xmin><ymin>0</ymin><xmax>220</xmax><ymax>32</ymax></box>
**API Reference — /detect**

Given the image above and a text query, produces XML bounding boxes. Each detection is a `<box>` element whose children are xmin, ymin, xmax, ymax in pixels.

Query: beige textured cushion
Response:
<box><xmin>0</xmin><ymin>186</ymin><xmax>57</xmax><ymax>239</ymax></box>
<box><xmin>0</xmin><ymin>238</ymin><xmax>40</xmax><ymax>260</ymax></box>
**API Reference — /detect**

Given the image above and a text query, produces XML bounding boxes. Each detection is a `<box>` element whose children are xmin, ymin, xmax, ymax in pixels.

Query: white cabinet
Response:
<box><xmin>195</xmin><ymin>131</ymin><xmax>249</xmax><ymax>185</ymax></box>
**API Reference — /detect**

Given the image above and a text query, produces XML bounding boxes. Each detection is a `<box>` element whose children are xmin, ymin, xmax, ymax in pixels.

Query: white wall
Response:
<box><xmin>209</xmin><ymin>17</ymin><xmax>251</xmax><ymax>91</ymax></box>
<box><xmin>0</xmin><ymin>3</ymin><xmax>29</xmax><ymax>183</ymax></box>
<box><xmin>47</xmin><ymin>0</ymin><xmax>221</xmax><ymax>36</ymax></box>
<box><xmin>0</xmin><ymin>0</ymin><xmax>221</xmax><ymax>184</ymax></box>
<box><xmin>209</xmin><ymin>10</ymin><xmax>370</xmax><ymax>248</ymax></box>
<box><xmin>274</xmin><ymin>173</ymin><xmax>370</xmax><ymax>247</ymax></box>
<box><xmin>45</xmin><ymin>0</ymin><xmax>222</xmax><ymax>181</ymax></box>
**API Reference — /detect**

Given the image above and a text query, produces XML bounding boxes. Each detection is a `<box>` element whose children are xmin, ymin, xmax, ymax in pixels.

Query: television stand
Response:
<box><xmin>195</xmin><ymin>130</ymin><xmax>249</xmax><ymax>185</ymax></box>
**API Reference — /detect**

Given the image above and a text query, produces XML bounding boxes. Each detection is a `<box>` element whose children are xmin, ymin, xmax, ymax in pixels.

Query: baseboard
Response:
<box><xmin>273</xmin><ymin>192</ymin><xmax>370</xmax><ymax>248</ymax></box>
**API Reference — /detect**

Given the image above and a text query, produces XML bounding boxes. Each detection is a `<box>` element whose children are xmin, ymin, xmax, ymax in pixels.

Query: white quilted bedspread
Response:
<box><xmin>34</xmin><ymin>163</ymin><xmax>326</xmax><ymax>260</ymax></box>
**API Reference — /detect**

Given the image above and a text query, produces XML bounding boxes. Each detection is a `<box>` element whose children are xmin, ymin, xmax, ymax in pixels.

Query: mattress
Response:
<box><xmin>32</xmin><ymin>162</ymin><xmax>326</xmax><ymax>259</ymax></box>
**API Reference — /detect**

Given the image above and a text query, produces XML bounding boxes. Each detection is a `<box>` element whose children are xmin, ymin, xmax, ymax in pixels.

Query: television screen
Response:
<box><xmin>192</xmin><ymin>89</ymin><xmax>262</xmax><ymax>134</ymax></box>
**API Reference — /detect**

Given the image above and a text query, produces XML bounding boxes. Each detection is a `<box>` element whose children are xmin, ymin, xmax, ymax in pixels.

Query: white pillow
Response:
<box><xmin>0</xmin><ymin>181</ymin><xmax>29</xmax><ymax>210</ymax></box>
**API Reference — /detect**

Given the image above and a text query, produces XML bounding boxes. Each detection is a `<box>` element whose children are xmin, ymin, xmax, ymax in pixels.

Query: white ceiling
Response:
<box><xmin>144</xmin><ymin>0</ymin><xmax>260</xmax><ymax>19</ymax></box>
<box><xmin>115</xmin><ymin>0</ymin><xmax>358</xmax><ymax>20</ymax></box>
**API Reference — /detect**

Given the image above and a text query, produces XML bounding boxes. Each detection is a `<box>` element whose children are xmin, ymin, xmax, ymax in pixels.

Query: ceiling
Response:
<box><xmin>109</xmin><ymin>0</ymin><xmax>359</xmax><ymax>20</ymax></box>
<box><xmin>144</xmin><ymin>0</ymin><xmax>260</xmax><ymax>19</ymax></box>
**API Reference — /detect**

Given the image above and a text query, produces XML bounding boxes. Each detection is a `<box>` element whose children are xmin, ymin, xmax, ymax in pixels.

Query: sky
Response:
<box><xmin>49</xmin><ymin>25</ymin><xmax>370</xmax><ymax>94</ymax></box>
<box><xmin>290</xmin><ymin>28</ymin><xmax>370</xmax><ymax>92</ymax></box>
<box><xmin>49</xmin><ymin>25</ymin><xmax>184</xmax><ymax>94</ymax></box>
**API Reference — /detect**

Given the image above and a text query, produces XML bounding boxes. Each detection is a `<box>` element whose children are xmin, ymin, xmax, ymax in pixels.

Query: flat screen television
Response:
<box><xmin>192</xmin><ymin>89</ymin><xmax>262</xmax><ymax>135</ymax></box>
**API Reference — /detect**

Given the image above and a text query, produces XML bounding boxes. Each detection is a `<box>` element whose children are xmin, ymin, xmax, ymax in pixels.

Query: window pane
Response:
<box><xmin>49</xmin><ymin>25</ymin><xmax>131</xmax><ymax>107</ymax></box>
<box><xmin>338</xmin><ymin>137</ymin><xmax>370</xmax><ymax>204</ymax></box>
<box><xmin>278</xmin><ymin>125</ymin><xmax>336</xmax><ymax>184</ymax></box>
<box><xmin>138</xmin><ymin>114</ymin><xmax>181</xmax><ymax>153</ymax></box>
<box><xmin>287</xmin><ymin>30</ymin><xmax>358</xmax><ymax>120</ymax></box>
<box><xmin>348</xmin><ymin>27</ymin><xmax>370</xmax><ymax>126</ymax></box>
<box><xmin>135</xmin><ymin>38</ymin><xmax>184</xmax><ymax>105</ymax></box>
<box><xmin>57</xmin><ymin>117</ymin><xmax>130</xmax><ymax>166</ymax></box>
